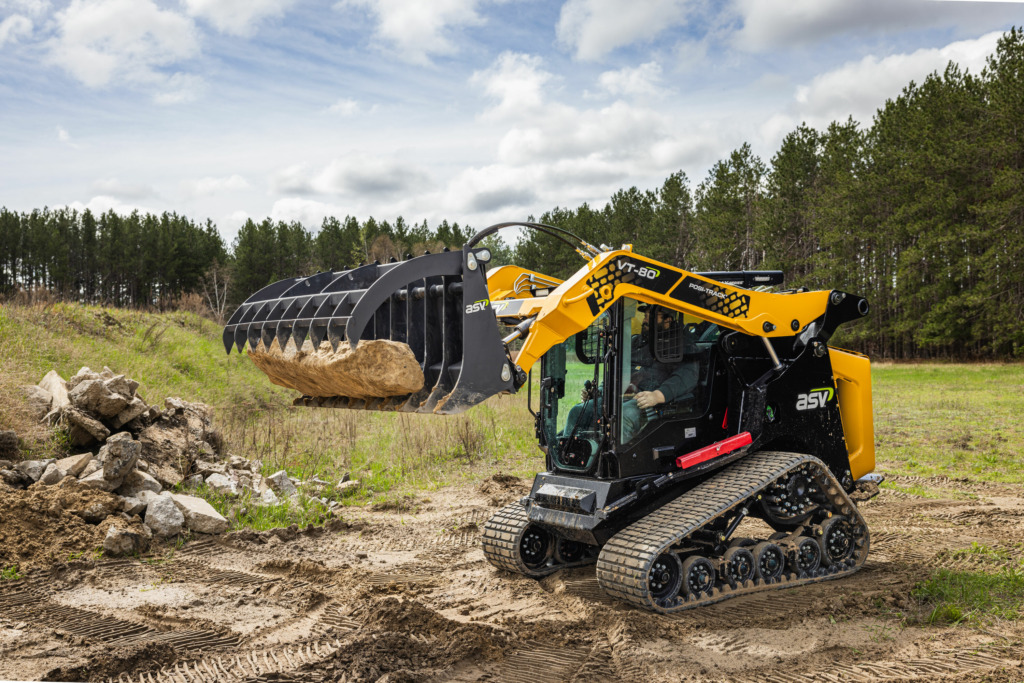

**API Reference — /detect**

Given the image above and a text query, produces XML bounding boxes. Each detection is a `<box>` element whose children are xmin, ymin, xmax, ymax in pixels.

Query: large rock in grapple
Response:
<box><xmin>248</xmin><ymin>338</ymin><xmax>424</xmax><ymax>399</ymax></box>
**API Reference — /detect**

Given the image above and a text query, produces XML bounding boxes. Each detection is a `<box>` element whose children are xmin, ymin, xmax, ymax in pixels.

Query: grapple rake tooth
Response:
<box><xmin>275</xmin><ymin>321</ymin><xmax>293</xmax><ymax>351</ymax></box>
<box><xmin>234</xmin><ymin>326</ymin><xmax>247</xmax><ymax>353</ymax></box>
<box><xmin>247</xmin><ymin>324</ymin><xmax>262</xmax><ymax>351</ymax></box>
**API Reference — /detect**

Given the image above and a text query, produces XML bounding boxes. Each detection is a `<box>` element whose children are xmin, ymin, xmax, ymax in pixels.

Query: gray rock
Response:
<box><xmin>14</xmin><ymin>459</ymin><xmax>50</xmax><ymax>482</ymax></box>
<box><xmin>145</xmin><ymin>494</ymin><xmax>184</xmax><ymax>537</ymax></box>
<box><xmin>0</xmin><ymin>469</ymin><xmax>31</xmax><ymax>488</ymax></box>
<box><xmin>103</xmin><ymin>524</ymin><xmax>151</xmax><ymax>556</ymax></box>
<box><xmin>121</xmin><ymin>495</ymin><xmax>146</xmax><ymax>516</ymax></box>
<box><xmin>195</xmin><ymin>459</ymin><xmax>227</xmax><ymax>476</ymax></box>
<box><xmin>69</xmin><ymin>379</ymin><xmax>129</xmax><ymax>418</ymax></box>
<box><xmin>63</xmin><ymin>407</ymin><xmax>111</xmax><ymax>446</ymax></box>
<box><xmin>228</xmin><ymin>455</ymin><xmax>250</xmax><ymax>469</ymax></box>
<box><xmin>118</xmin><ymin>469</ymin><xmax>162</xmax><ymax>496</ymax></box>
<box><xmin>99</xmin><ymin>432</ymin><xmax>141</xmax><ymax>481</ymax></box>
<box><xmin>266</xmin><ymin>470</ymin><xmax>298</xmax><ymax>497</ymax></box>
<box><xmin>170</xmin><ymin>493</ymin><xmax>229</xmax><ymax>534</ymax></box>
<box><xmin>39</xmin><ymin>370</ymin><xmax>70</xmax><ymax>412</ymax></box>
<box><xmin>181</xmin><ymin>473</ymin><xmax>204</xmax><ymax>489</ymax></box>
<box><xmin>79</xmin><ymin>458</ymin><xmax>102</xmax><ymax>479</ymax></box>
<box><xmin>136</xmin><ymin>459</ymin><xmax>149</xmax><ymax>472</ymax></box>
<box><xmin>205</xmin><ymin>472</ymin><xmax>239</xmax><ymax>496</ymax></box>
<box><xmin>79</xmin><ymin>469</ymin><xmax>120</xmax><ymax>492</ymax></box>
<box><xmin>80</xmin><ymin>500</ymin><xmax>117</xmax><ymax>523</ymax></box>
<box><xmin>126</xmin><ymin>378</ymin><xmax>140</xmax><ymax>396</ymax></box>
<box><xmin>137</xmin><ymin>490</ymin><xmax>162</xmax><ymax>507</ymax></box>
<box><xmin>112</xmin><ymin>396</ymin><xmax>148</xmax><ymax>429</ymax></box>
<box><xmin>38</xmin><ymin>462</ymin><xmax>64</xmax><ymax>486</ymax></box>
<box><xmin>104</xmin><ymin>375</ymin><xmax>133</xmax><ymax>399</ymax></box>
<box><xmin>55</xmin><ymin>453</ymin><xmax>92</xmax><ymax>478</ymax></box>
<box><xmin>21</xmin><ymin>385</ymin><xmax>53</xmax><ymax>420</ymax></box>
<box><xmin>336</xmin><ymin>479</ymin><xmax>361</xmax><ymax>495</ymax></box>
<box><xmin>67</xmin><ymin>367</ymin><xmax>99</xmax><ymax>391</ymax></box>
<box><xmin>100</xmin><ymin>366</ymin><xmax>116</xmax><ymax>379</ymax></box>
<box><xmin>258</xmin><ymin>488</ymin><xmax>280</xmax><ymax>506</ymax></box>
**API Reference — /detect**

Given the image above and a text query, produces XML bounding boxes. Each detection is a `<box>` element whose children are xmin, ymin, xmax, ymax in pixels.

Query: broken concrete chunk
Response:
<box><xmin>55</xmin><ymin>453</ymin><xmax>92</xmax><ymax>478</ymax></box>
<box><xmin>266</xmin><ymin>470</ymin><xmax>298</xmax><ymax>497</ymax></box>
<box><xmin>21</xmin><ymin>385</ymin><xmax>53</xmax><ymax>420</ymax></box>
<box><xmin>258</xmin><ymin>488</ymin><xmax>280</xmax><ymax>506</ymax></box>
<box><xmin>68</xmin><ymin>378</ymin><xmax>130</xmax><ymax>418</ymax></box>
<box><xmin>99</xmin><ymin>432</ymin><xmax>141</xmax><ymax>481</ymax></box>
<box><xmin>14</xmin><ymin>459</ymin><xmax>50</xmax><ymax>482</ymax></box>
<box><xmin>119</xmin><ymin>469</ymin><xmax>162</xmax><ymax>496</ymax></box>
<box><xmin>80</xmin><ymin>500</ymin><xmax>117</xmax><ymax>523</ymax></box>
<box><xmin>103</xmin><ymin>524</ymin><xmax>151</xmax><ymax>556</ymax></box>
<box><xmin>79</xmin><ymin>469</ymin><xmax>121</xmax><ymax>492</ymax></box>
<box><xmin>79</xmin><ymin>458</ymin><xmax>102</xmax><ymax>479</ymax></box>
<box><xmin>248</xmin><ymin>338</ymin><xmax>424</xmax><ymax>400</ymax></box>
<box><xmin>121</xmin><ymin>495</ymin><xmax>146</xmax><ymax>516</ymax></box>
<box><xmin>67</xmin><ymin>367</ymin><xmax>98</xmax><ymax>391</ymax></box>
<box><xmin>205</xmin><ymin>472</ymin><xmax>239</xmax><ymax>496</ymax></box>
<box><xmin>195</xmin><ymin>459</ymin><xmax>227</xmax><ymax>477</ymax></box>
<box><xmin>38</xmin><ymin>462</ymin><xmax>64</xmax><ymax>486</ymax></box>
<box><xmin>170</xmin><ymin>493</ymin><xmax>229</xmax><ymax>534</ymax></box>
<box><xmin>39</xmin><ymin>370</ymin><xmax>70</xmax><ymax>412</ymax></box>
<box><xmin>228</xmin><ymin>455</ymin><xmax>250</xmax><ymax>469</ymax></box>
<box><xmin>137</xmin><ymin>490</ymin><xmax>162</xmax><ymax>508</ymax></box>
<box><xmin>63</xmin><ymin>407</ymin><xmax>111</xmax><ymax>446</ymax></box>
<box><xmin>145</xmin><ymin>494</ymin><xmax>184</xmax><ymax>537</ymax></box>
<box><xmin>112</xmin><ymin>397</ymin><xmax>148</xmax><ymax>429</ymax></box>
<box><xmin>104</xmin><ymin>375</ymin><xmax>133</xmax><ymax>399</ymax></box>
<box><xmin>1</xmin><ymin>468</ymin><xmax>32</xmax><ymax>488</ymax></box>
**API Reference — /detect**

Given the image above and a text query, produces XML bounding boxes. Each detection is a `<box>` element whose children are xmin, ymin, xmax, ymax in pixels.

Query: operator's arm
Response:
<box><xmin>635</xmin><ymin>361</ymin><xmax>697</xmax><ymax>409</ymax></box>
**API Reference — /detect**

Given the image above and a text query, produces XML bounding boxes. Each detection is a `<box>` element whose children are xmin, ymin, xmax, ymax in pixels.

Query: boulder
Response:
<box><xmin>205</xmin><ymin>472</ymin><xmax>239</xmax><ymax>496</ymax></box>
<box><xmin>79</xmin><ymin>469</ymin><xmax>120</xmax><ymax>492</ymax></box>
<box><xmin>38</xmin><ymin>462</ymin><xmax>64</xmax><ymax>486</ymax></box>
<box><xmin>14</xmin><ymin>459</ymin><xmax>50</xmax><ymax>482</ymax></box>
<box><xmin>170</xmin><ymin>493</ymin><xmax>228</xmax><ymax>534</ymax></box>
<box><xmin>39</xmin><ymin>370</ymin><xmax>70</xmax><ymax>412</ymax></box>
<box><xmin>0</xmin><ymin>430</ymin><xmax>18</xmax><ymax>459</ymax></box>
<box><xmin>112</xmin><ymin>397</ymin><xmax>148</xmax><ymax>429</ymax></box>
<box><xmin>68</xmin><ymin>378</ymin><xmax>129</xmax><ymax>418</ymax></box>
<box><xmin>266</xmin><ymin>470</ymin><xmax>298</xmax><ymax>497</ymax></box>
<box><xmin>99</xmin><ymin>432</ymin><xmax>141</xmax><ymax>481</ymax></box>
<box><xmin>117</xmin><ymin>469</ymin><xmax>162</xmax><ymax>497</ymax></box>
<box><xmin>121</xmin><ymin>495</ymin><xmax>146</xmax><ymax>516</ymax></box>
<box><xmin>21</xmin><ymin>385</ymin><xmax>53</xmax><ymax>420</ymax></box>
<box><xmin>145</xmin><ymin>493</ymin><xmax>184</xmax><ymax>537</ymax></box>
<box><xmin>103</xmin><ymin>523</ymin><xmax>151</xmax><ymax>556</ymax></box>
<box><xmin>63</xmin><ymin>407</ymin><xmax>111</xmax><ymax>446</ymax></box>
<box><xmin>55</xmin><ymin>453</ymin><xmax>93</xmax><ymax>478</ymax></box>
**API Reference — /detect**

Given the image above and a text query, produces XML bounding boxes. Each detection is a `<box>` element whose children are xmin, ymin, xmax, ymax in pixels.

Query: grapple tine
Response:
<box><xmin>275</xmin><ymin>321</ymin><xmax>293</xmax><ymax>351</ymax></box>
<box><xmin>247</xmin><ymin>324</ymin><xmax>262</xmax><ymax>352</ymax></box>
<box><xmin>234</xmin><ymin>325</ymin><xmax>247</xmax><ymax>353</ymax></box>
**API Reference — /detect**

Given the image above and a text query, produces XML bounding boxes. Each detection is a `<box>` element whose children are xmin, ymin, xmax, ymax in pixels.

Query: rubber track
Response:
<box><xmin>596</xmin><ymin>451</ymin><xmax>869</xmax><ymax>613</ymax></box>
<box><xmin>482</xmin><ymin>502</ymin><xmax>596</xmax><ymax>578</ymax></box>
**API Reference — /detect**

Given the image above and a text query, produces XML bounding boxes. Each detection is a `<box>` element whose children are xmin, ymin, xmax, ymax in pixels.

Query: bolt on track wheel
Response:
<box><xmin>753</xmin><ymin>541</ymin><xmax>785</xmax><ymax>581</ymax></box>
<box><xmin>721</xmin><ymin>546</ymin><xmax>756</xmax><ymax>584</ymax></box>
<box><xmin>647</xmin><ymin>553</ymin><xmax>683</xmax><ymax>604</ymax></box>
<box><xmin>819</xmin><ymin>515</ymin><xmax>854</xmax><ymax>565</ymax></box>
<box><xmin>789</xmin><ymin>536</ymin><xmax>821</xmax><ymax>573</ymax></box>
<box><xmin>555</xmin><ymin>538</ymin><xmax>585</xmax><ymax>564</ymax></box>
<box><xmin>681</xmin><ymin>556</ymin><xmax>716</xmax><ymax>598</ymax></box>
<box><xmin>519</xmin><ymin>526</ymin><xmax>552</xmax><ymax>570</ymax></box>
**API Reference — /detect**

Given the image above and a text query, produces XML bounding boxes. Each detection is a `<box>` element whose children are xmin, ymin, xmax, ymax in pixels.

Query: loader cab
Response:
<box><xmin>538</xmin><ymin>298</ymin><xmax>725</xmax><ymax>479</ymax></box>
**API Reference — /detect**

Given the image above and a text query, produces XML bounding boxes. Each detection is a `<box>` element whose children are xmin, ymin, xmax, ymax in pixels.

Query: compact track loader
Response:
<box><xmin>224</xmin><ymin>222</ymin><xmax>876</xmax><ymax>613</ymax></box>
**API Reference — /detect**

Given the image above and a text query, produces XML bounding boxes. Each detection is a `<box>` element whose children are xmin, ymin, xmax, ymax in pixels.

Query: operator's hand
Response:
<box><xmin>635</xmin><ymin>390</ymin><xmax>665</xmax><ymax>410</ymax></box>
<box><xmin>580</xmin><ymin>387</ymin><xmax>591</xmax><ymax>401</ymax></box>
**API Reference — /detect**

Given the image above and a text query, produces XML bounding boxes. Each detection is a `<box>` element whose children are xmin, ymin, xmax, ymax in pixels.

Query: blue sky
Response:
<box><xmin>2</xmin><ymin>0</ymin><xmax>1023</xmax><ymax>244</ymax></box>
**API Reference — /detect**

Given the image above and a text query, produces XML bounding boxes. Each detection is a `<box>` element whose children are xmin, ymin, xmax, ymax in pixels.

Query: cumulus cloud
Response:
<box><xmin>794</xmin><ymin>31</ymin><xmax>1002</xmax><ymax>125</ymax></box>
<box><xmin>49</xmin><ymin>0</ymin><xmax>200</xmax><ymax>100</ymax></box>
<box><xmin>471</xmin><ymin>52</ymin><xmax>553</xmax><ymax>120</ymax></box>
<box><xmin>271</xmin><ymin>156</ymin><xmax>432</xmax><ymax>199</ymax></box>
<box><xmin>91</xmin><ymin>178</ymin><xmax>154</xmax><ymax>199</ymax></box>
<box><xmin>183</xmin><ymin>0</ymin><xmax>294</xmax><ymax>36</ymax></box>
<box><xmin>67</xmin><ymin>195</ymin><xmax>152</xmax><ymax>217</ymax></box>
<box><xmin>271</xmin><ymin>164</ymin><xmax>316</xmax><ymax>195</ymax></box>
<box><xmin>557</xmin><ymin>0</ymin><xmax>691</xmax><ymax>61</ymax></box>
<box><xmin>270</xmin><ymin>197</ymin><xmax>350</xmax><ymax>230</ymax></box>
<box><xmin>339</xmin><ymin>0</ymin><xmax>483</xmax><ymax>63</ymax></box>
<box><xmin>734</xmin><ymin>0</ymin><xmax>1023</xmax><ymax>51</ymax></box>
<box><xmin>598</xmin><ymin>61</ymin><xmax>664</xmax><ymax>97</ymax></box>
<box><xmin>443</xmin><ymin>165</ymin><xmax>539</xmax><ymax>213</ymax></box>
<box><xmin>182</xmin><ymin>174</ymin><xmax>250</xmax><ymax>197</ymax></box>
<box><xmin>0</xmin><ymin>14</ymin><xmax>32</xmax><ymax>47</ymax></box>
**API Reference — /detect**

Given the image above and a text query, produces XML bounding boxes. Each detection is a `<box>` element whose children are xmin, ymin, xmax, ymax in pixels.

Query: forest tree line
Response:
<box><xmin>2</xmin><ymin>29</ymin><xmax>1022</xmax><ymax>359</ymax></box>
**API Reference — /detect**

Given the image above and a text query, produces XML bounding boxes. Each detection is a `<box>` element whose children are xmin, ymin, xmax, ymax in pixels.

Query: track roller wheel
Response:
<box><xmin>554</xmin><ymin>538</ymin><xmax>586</xmax><ymax>564</ymax></box>
<box><xmin>788</xmin><ymin>536</ymin><xmax>821</xmax><ymax>574</ymax></box>
<box><xmin>519</xmin><ymin>526</ymin><xmax>552</xmax><ymax>569</ymax></box>
<box><xmin>720</xmin><ymin>546</ymin><xmax>756</xmax><ymax>584</ymax></box>
<box><xmin>681</xmin><ymin>556</ymin><xmax>716</xmax><ymax>598</ymax></box>
<box><xmin>647</xmin><ymin>553</ymin><xmax>683</xmax><ymax>605</ymax></box>
<box><xmin>753</xmin><ymin>541</ymin><xmax>785</xmax><ymax>581</ymax></box>
<box><xmin>819</xmin><ymin>515</ymin><xmax>854</xmax><ymax>565</ymax></box>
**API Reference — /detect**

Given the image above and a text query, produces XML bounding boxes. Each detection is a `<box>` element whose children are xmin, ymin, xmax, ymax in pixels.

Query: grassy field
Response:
<box><xmin>3</xmin><ymin>302</ymin><xmax>1023</xmax><ymax>501</ymax></box>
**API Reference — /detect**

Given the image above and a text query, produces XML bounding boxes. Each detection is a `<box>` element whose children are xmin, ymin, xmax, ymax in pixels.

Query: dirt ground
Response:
<box><xmin>1</xmin><ymin>473</ymin><xmax>1022</xmax><ymax>683</ymax></box>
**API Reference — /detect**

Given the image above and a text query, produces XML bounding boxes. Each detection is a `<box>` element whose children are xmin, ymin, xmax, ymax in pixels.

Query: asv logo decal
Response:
<box><xmin>795</xmin><ymin>387</ymin><xmax>834</xmax><ymax>411</ymax></box>
<box><xmin>465</xmin><ymin>299</ymin><xmax>490</xmax><ymax>314</ymax></box>
<box><xmin>616</xmin><ymin>259</ymin><xmax>660</xmax><ymax>280</ymax></box>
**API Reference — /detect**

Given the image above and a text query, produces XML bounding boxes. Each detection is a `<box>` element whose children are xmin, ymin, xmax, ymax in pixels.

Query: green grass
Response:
<box><xmin>912</xmin><ymin>566</ymin><xmax>1024</xmax><ymax>624</ymax></box>
<box><xmin>1</xmin><ymin>565</ymin><xmax>24</xmax><ymax>581</ymax></box>
<box><xmin>193</xmin><ymin>483</ymin><xmax>342</xmax><ymax>531</ymax></box>
<box><xmin>872</xmin><ymin>363</ymin><xmax>1024</xmax><ymax>483</ymax></box>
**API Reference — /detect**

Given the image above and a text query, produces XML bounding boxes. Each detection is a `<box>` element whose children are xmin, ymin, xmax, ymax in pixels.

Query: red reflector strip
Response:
<box><xmin>676</xmin><ymin>432</ymin><xmax>753</xmax><ymax>470</ymax></box>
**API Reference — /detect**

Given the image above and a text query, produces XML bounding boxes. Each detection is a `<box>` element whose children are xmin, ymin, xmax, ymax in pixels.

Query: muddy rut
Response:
<box><xmin>1</xmin><ymin>474</ymin><xmax>1022</xmax><ymax>682</ymax></box>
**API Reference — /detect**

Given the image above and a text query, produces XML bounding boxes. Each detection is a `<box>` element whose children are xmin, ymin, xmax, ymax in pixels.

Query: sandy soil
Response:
<box><xmin>1</xmin><ymin>473</ymin><xmax>1022</xmax><ymax>683</ymax></box>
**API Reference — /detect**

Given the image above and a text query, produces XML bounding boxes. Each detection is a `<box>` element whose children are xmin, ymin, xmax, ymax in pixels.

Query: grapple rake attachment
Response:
<box><xmin>222</xmin><ymin>246</ymin><xmax>519</xmax><ymax>414</ymax></box>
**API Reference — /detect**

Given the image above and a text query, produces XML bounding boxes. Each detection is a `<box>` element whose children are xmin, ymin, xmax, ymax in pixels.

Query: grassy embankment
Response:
<box><xmin>2</xmin><ymin>303</ymin><xmax>1023</xmax><ymax>623</ymax></box>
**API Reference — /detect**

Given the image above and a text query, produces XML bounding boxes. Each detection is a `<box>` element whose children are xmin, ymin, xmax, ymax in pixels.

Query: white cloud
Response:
<box><xmin>67</xmin><ymin>195</ymin><xmax>152</xmax><ymax>217</ymax></box>
<box><xmin>471</xmin><ymin>52</ymin><xmax>552</xmax><ymax>119</ymax></box>
<box><xmin>55</xmin><ymin>125</ymin><xmax>81</xmax><ymax>148</ymax></box>
<box><xmin>312</xmin><ymin>155</ymin><xmax>433</xmax><ymax>196</ymax></box>
<box><xmin>271</xmin><ymin>163</ymin><xmax>315</xmax><ymax>194</ymax></box>
<box><xmin>49</xmin><ymin>0</ymin><xmax>199</xmax><ymax>97</ymax></box>
<box><xmin>182</xmin><ymin>174</ymin><xmax>250</xmax><ymax>197</ymax></box>
<box><xmin>0</xmin><ymin>14</ymin><xmax>32</xmax><ymax>47</ymax></box>
<box><xmin>183</xmin><ymin>0</ymin><xmax>294</xmax><ymax>36</ymax></box>
<box><xmin>270</xmin><ymin>197</ymin><xmax>350</xmax><ymax>229</ymax></box>
<box><xmin>152</xmin><ymin>72</ymin><xmax>205</xmax><ymax>105</ymax></box>
<box><xmin>327</xmin><ymin>98</ymin><xmax>366</xmax><ymax>116</ymax></box>
<box><xmin>556</xmin><ymin>0</ymin><xmax>690</xmax><ymax>61</ymax></box>
<box><xmin>443</xmin><ymin>165</ymin><xmax>539</xmax><ymax>213</ymax></box>
<box><xmin>339</xmin><ymin>0</ymin><xmax>483</xmax><ymax>63</ymax></box>
<box><xmin>598</xmin><ymin>61</ymin><xmax>664</xmax><ymax>97</ymax></box>
<box><xmin>794</xmin><ymin>31</ymin><xmax>1002</xmax><ymax>125</ymax></box>
<box><xmin>0</xmin><ymin>0</ymin><xmax>48</xmax><ymax>14</ymax></box>
<box><xmin>91</xmin><ymin>178</ymin><xmax>154</xmax><ymax>199</ymax></box>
